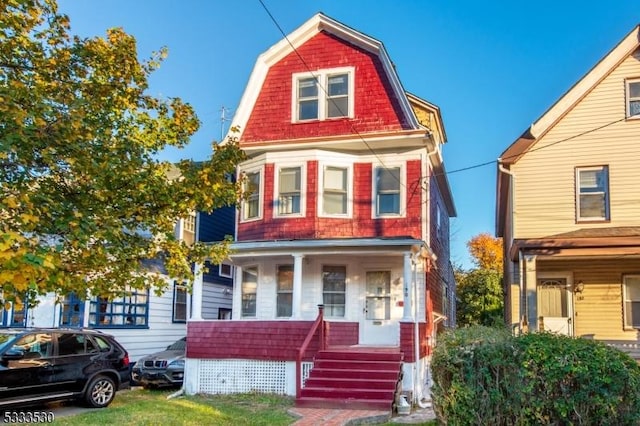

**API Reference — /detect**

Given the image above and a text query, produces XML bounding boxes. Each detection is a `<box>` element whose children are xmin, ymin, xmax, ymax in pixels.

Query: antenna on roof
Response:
<box><xmin>220</xmin><ymin>106</ymin><xmax>232</xmax><ymax>142</ymax></box>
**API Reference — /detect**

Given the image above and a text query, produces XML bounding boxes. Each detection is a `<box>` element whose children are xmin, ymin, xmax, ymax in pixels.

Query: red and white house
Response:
<box><xmin>185</xmin><ymin>13</ymin><xmax>456</xmax><ymax>410</ymax></box>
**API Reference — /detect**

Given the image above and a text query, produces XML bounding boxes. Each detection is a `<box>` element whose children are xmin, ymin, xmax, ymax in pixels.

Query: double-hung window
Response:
<box><xmin>276</xmin><ymin>265</ymin><xmax>293</xmax><ymax>317</ymax></box>
<box><xmin>576</xmin><ymin>166</ymin><xmax>609</xmax><ymax>221</ymax></box>
<box><xmin>375</xmin><ymin>166</ymin><xmax>401</xmax><ymax>216</ymax></box>
<box><xmin>322</xmin><ymin>265</ymin><xmax>346</xmax><ymax>318</ymax></box>
<box><xmin>241</xmin><ymin>266</ymin><xmax>258</xmax><ymax>318</ymax></box>
<box><xmin>322</xmin><ymin>166</ymin><xmax>348</xmax><ymax>215</ymax></box>
<box><xmin>173</xmin><ymin>281</ymin><xmax>188</xmax><ymax>323</ymax></box>
<box><xmin>623</xmin><ymin>275</ymin><xmax>640</xmax><ymax>328</ymax></box>
<box><xmin>293</xmin><ymin>67</ymin><xmax>354</xmax><ymax>122</ymax></box>
<box><xmin>278</xmin><ymin>167</ymin><xmax>302</xmax><ymax>215</ymax></box>
<box><xmin>242</xmin><ymin>170</ymin><xmax>261</xmax><ymax>221</ymax></box>
<box><xmin>626</xmin><ymin>79</ymin><xmax>640</xmax><ymax>118</ymax></box>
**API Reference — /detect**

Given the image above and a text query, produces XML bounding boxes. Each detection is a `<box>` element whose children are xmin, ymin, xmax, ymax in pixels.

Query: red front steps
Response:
<box><xmin>296</xmin><ymin>348</ymin><xmax>403</xmax><ymax>411</ymax></box>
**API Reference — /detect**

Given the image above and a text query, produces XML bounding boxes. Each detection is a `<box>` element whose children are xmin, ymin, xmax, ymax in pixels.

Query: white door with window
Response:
<box><xmin>360</xmin><ymin>271</ymin><xmax>399</xmax><ymax>345</ymax></box>
<box><xmin>537</xmin><ymin>278</ymin><xmax>573</xmax><ymax>336</ymax></box>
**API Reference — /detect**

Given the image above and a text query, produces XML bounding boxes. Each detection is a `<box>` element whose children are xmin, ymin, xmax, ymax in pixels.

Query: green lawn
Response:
<box><xmin>53</xmin><ymin>389</ymin><xmax>297</xmax><ymax>426</ymax></box>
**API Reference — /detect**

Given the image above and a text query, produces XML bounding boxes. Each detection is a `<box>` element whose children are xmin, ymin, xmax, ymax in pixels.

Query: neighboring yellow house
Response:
<box><xmin>496</xmin><ymin>24</ymin><xmax>640</xmax><ymax>357</ymax></box>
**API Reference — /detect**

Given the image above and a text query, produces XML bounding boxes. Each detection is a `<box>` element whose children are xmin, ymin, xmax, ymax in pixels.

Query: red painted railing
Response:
<box><xmin>296</xmin><ymin>304</ymin><xmax>325</xmax><ymax>398</ymax></box>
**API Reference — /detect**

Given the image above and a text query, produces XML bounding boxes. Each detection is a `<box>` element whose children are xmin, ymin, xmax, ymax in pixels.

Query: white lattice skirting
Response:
<box><xmin>184</xmin><ymin>359</ymin><xmax>314</xmax><ymax>396</ymax></box>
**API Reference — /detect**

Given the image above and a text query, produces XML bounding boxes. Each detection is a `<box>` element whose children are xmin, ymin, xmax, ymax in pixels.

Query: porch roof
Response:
<box><xmin>510</xmin><ymin>227</ymin><xmax>640</xmax><ymax>261</ymax></box>
<box><xmin>229</xmin><ymin>237</ymin><xmax>424</xmax><ymax>258</ymax></box>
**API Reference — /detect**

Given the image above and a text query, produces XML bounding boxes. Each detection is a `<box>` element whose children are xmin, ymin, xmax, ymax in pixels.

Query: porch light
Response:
<box><xmin>574</xmin><ymin>281</ymin><xmax>585</xmax><ymax>294</ymax></box>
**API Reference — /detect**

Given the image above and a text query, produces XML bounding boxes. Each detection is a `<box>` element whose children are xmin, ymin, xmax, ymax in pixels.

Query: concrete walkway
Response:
<box><xmin>289</xmin><ymin>405</ymin><xmax>436</xmax><ymax>425</ymax></box>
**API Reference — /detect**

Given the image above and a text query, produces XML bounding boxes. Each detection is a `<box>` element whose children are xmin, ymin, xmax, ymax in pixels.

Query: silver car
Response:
<box><xmin>131</xmin><ymin>337</ymin><xmax>185</xmax><ymax>389</ymax></box>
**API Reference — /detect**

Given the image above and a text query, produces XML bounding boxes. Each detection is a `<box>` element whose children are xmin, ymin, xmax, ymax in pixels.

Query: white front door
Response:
<box><xmin>360</xmin><ymin>271</ymin><xmax>398</xmax><ymax>345</ymax></box>
<box><xmin>537</xmin><ymin>278</ymin><xmax>573</xmax><ymax>336</ymax></box>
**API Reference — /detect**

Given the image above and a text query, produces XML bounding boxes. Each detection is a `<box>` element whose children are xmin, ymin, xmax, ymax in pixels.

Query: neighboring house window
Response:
<box><xmin>241</xmin><ymin>266</ymin><xmax>258</xmax><ymax>317</ymax></box>
<box><xmin>322</xmin><ymin>265</ymin><xmax>346</xmax><ymax>318</ymax></box>
<box><xmin>9</xmin><ymin>297</ymin><xmax>27</xmax><ymax>327</ymax></box>
<box><xmin>218</xmin><ymin>308</ymin><xmax>232</xmax><ymax>319</ymax></box>
<box><xmin>242</xmin><ymin>170</ymin><xmax>261</xmax><ymax>221</ymax></box>
<box><xmin>626</xmin><ymin>79</ymin><xmax>640</xmax><ymax>118</ymax></box>
<box><xmin>435</xmin><ymin>203</ymin><xmax>443</xmax><ymax>240</ymax></box>
<box><xmin>277</xmin><ymin>166</ymin><xmax>302</xmax><ymax>215</ymax></box>
<box><xmin>375</xmin><ymin>166</ymin><xmax>401</xmax><ymax>216</ymax></box>
<box><xmin>173</xmin><ymin>282</ymin><xmax>188</xmax><ymax>323</ymax></box>
<box><xmin>576</xmin><ymin>166</ymin><xmax>609</xmax><ymax>221</ymax></box>
<box><xmin>89</xmin><ymin>289</ymin><xmax>149</xmax><ymax>328</ymax></box>
<box><xmin>60</xmin><ymin>292</ymin><xmax>85</xmax><ymax>327</ymax></box>
<box><xmin>322</xmin><ymin>165</ymin><xmax>349</xmax><ymax>216</ymax></box>
<box><xmin>292</xmin><ymin>67</ymin><xmax>354</xmax><ymax>122</ymax></box>
<box><xmin>276</xmin><ymin>265</ymin><xmax>293</xmax><ymax>317</ymax></box>
<box><xmin>623</xmin><ymin>275</ymin><xmax>640</xmax><ymax>328</ymax></box>
<box><xmin>219</xmin><ymin>262</ymin><xmax>233</xmax><ymax>278</ymax></box>
<box><xmin>183</xmin><ymin>213</ymin><xmax>196</xmax><ymax>233</ymax></box>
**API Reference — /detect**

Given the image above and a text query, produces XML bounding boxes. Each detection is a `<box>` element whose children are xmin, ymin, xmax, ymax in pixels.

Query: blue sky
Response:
<box><xmin>57</xmin><ymin>0</ymin><xmax>638</xmax><ymax>269</ymax></box>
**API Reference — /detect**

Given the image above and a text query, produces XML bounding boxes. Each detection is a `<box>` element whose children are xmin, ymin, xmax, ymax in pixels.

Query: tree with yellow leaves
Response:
<box><xmin>0</xmin><ymin>0</ymin><xmax>245</xmax><ymax>306</ymax></box>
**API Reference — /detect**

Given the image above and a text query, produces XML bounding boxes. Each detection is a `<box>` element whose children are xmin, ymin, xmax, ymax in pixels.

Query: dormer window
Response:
<box><xmin>627</xmin><ymin>79</ymin><xmax>640</xmax><ymax>118</ymax></box>
<box><xmin>292</xmin><ymin>67</ymin><xmax>354</xmax><ymax>122</ymax></box>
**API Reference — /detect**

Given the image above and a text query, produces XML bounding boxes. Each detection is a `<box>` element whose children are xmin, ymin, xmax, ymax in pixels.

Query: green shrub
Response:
<box><xmin>431</xmin><ymin>326</ymin><xmax>640</xmax><ymax>425</ymax></box>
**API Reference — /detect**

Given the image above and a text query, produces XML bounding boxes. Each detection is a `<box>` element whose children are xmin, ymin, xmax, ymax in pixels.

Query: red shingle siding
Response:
<box><xmin>325</xmin><ymin>321</ymin><xmax>358</xmax><ymax>346</ymax></box>
<box><xmin>187</xmin><ymin>321</ymin><xmax>320</xmax><ymax>361</ymax></box>
<box><xmin>399</xmin><ymin>322</ymin><xmax>430</xmax><ymax>363</ymax></box>
<box><xmin>237</xmin><ymin>159</ymin><xmax>423</xmax><ymax>241</ymax></box>
<box><xmin>241</xmin><ymin>31</ymin><xmax>410</xmax><ymax>144</ymax></box>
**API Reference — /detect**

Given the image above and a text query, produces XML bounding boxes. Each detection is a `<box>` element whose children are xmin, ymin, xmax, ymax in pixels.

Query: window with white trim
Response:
<box><xmin>576</xmin><ymin>166</ymin><xmax>609</xmax><ymax>221</ymax></box>
<box><xmin>322</xmin><ymin>265</ymin><xmax>346</xmax><ymax>318</ymax></box>
<box><xmin>183</xmin><ymin>213</ymin><xmax>196</xmax><ymax>233</ymax></box>
<box><xmin>626</xmin><ymin>79</ymin><xmax>640</xmax><ymax>118</ymax></box>
<box><xmin>375</xmin><ymin>166</ymin><xmax>401</xmax><ymax>216</ymax></box>
<box><xmin>172</xmin><ymin>282</ymin><xmax>188</xmax><ymax>323</ymax></box>
<box><xmin>242</xmin><ymin>170</ymin><xmax>261</xmax><ymax>221</ymax></box>
<box><xmin>293</xmin><ymin>68</ymin><xmax>354</xmax><ymax>122</ymax></box>
<box><xmin>623</xmin><ymin>275</ymin><xmax>640</xmax><ymax>328</ymax></box>
<box><xmin>277</xmin><ymin>166</ymin><xmax>302</xmax><ymax>215</ymax></box>
<box><xmin>276</xmin><ymin>265</ymin><xmax>293</xmax><ymax>318</ymax></box>
<box><xmin>241</xmin><ymin>266</ymin><xmax>258</xmax><ymax>317</ymax></box>
<box><xmin>322</xmin><ymin>166</ymin><xmax>349</xmax><ymax>216</ymax></box>
<box><xmin>219</xmin><ymin>262</ymin><xmax>233</xmax><ymax>278</ymax></box>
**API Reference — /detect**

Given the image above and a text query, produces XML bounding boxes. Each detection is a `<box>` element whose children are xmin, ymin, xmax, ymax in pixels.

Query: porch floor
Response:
<box><xmin>326</xmin><ymin>345</ymin><xmax>401</xmax><ymax>353</ymax></box>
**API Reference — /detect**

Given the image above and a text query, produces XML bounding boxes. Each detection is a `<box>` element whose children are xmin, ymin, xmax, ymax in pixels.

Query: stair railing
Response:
<box><xmin>296</xmin><ymin>304</ymin><xmax>325</xmax><ymax>398</ymax></box>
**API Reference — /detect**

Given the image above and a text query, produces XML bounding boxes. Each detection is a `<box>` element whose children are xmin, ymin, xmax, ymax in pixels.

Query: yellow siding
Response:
<box><xmin>513</xmin><ymin>49</ymin><xmax>640</xmax><ymax>238</ymax></box>
<box><xmin>537</xmin><ymin>259</ymin><xmax>639</xmax><ymax>341</ymax></box>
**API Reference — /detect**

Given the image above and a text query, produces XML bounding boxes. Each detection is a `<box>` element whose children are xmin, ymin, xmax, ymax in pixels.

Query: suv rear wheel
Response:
<box><xmin>84</xmin><ymin>375</ymin><xmax>116</xmax><ymax>408</ymax></box>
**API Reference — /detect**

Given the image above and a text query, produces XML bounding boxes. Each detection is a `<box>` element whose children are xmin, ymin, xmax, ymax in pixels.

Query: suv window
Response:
<box><xmin>57</xmin><ymin>333</ymin><xmax>96</xmax><ymax>356</ymax></box>
<box><xmin>12</xmin><ymin>333</ymin><xmax>52</xmax><ymax>359</ymax></box>
<box><xmin>93</xmin><ymin>335</ymin><xmax>112</xmax><ymax>352</ymax></box>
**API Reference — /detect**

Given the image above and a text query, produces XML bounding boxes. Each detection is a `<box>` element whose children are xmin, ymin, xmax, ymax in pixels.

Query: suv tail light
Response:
<box><xmin>123</xmin><ymin>354</ymin><xmax>130</xmax><ymax>367</ymax></box>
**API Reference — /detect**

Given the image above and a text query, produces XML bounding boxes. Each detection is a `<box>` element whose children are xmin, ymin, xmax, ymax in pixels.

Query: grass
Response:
<box><xmin>53</xmin><ymin>388</ymin><xmax>297</xmax><ymax>426</ymax></box>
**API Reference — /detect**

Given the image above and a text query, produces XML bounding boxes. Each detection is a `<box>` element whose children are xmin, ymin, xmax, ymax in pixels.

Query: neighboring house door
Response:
<box><xmin>360</xmin><ymin>271</ymin><xmax>398</xmax><ymax>345</ymax></box>
<box><xmin>537</xmin><ymin>278</ymin><xmax>573</xmax><ymax>336</ymax></box>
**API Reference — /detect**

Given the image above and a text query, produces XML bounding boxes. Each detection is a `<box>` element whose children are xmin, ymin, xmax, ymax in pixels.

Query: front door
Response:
<box><xmin>537</xmin><ymin>278</ymin><xmax>573</xmax><ymax>335</ymax></box>
<box><xmin>360</xmin><ymin>271</ymin><xmax>398</xmax><ymax>345</ymax></box>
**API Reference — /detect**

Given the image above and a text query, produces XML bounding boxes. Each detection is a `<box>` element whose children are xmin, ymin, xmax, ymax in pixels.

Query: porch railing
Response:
<box><xmin>296</xmin><ymin>304</ymin><xmax>325</xmax><ymax>398</ymax></box>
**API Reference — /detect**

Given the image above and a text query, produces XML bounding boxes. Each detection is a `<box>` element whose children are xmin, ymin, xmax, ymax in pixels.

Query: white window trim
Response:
<box><xmin>626</xmin><ymin>78</ymin><xmax>640</xmax><ymax>119</ymax></box>
<box><xmin>241</xmin><ymin>265</ymin><xmax>259</xmax><ymax>318</ymax></box>
<box><xmin>219</xmin><ymin>262</ymin><xmax>234</xmax><ymax>279</ymax></box>
<box><xmin>240</xmin><ymin>166</ymin><xmax>264</xmax><ymax>223</ymax></box>
<box><xmin>371</xmin><ymin>163</ymin><xmax>406</xmax><ymax>218</ymax></box>
<box><xmin>575</xmin><ymin>165</ymin><xmax>609</xmax><ymax>222</ymax></box>
<box><xmin>291</xmin><ymin>66</ymin><xmax>355</xmax><ymax>123</ymax></box>
<box><xmin>623</xmin><ymin>275</ymin><xmax>640</xmax><ymax>329</ymax></box>
<box><xmin>318</xmin><ymin>162</ymin><xmax>353</xmax><ymax>218</ymax></box>
<box><xmin>274</xmin><ymin>163</ymin><xmax>306</xmax><ymax>218</ymax></box>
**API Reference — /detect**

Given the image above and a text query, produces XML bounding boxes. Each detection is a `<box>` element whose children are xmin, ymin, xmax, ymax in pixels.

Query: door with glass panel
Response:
<box><xmin>360</xmin><ymin>271</ymin><xmax>398</xmax><ymax>345</ymax></box>
<box><xmin>537</xmin><ymin>278</ymin><xmax>573</xmax><ymax>335</ymax></box>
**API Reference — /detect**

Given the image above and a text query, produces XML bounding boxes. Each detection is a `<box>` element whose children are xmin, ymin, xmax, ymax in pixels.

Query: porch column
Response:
<box><xmin>524</xmin><ymin>254</ymin><xmax>537</xmax><ymax>331</ymax></box>
<box><xmin>191</xmin><ymin>262</ymin><xmax>203</xmax><ymax>320</ymax></box>
<box><xmin>292</xmin><ymin>254</ymin><xmax>304</xmax><ymax>319</ymax></box>
<box><xmin>233</xmin><ymin>265</ymin><xmax>243</xmax><ymax>320</ymax></box>
<box><xmin>403</xmin><ymin>252</ymin><xmax>412</xmax><ymax>320</ymax></box>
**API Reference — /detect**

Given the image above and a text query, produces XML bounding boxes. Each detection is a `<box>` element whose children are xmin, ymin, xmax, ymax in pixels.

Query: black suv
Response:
<box><xmin>0</xmin><ymin>328</ymin><xmax>130</xmax><ymax>409</ymax></box>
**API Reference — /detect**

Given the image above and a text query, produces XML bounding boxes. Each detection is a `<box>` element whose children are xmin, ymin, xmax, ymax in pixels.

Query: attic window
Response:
<box><xmin>292</xmin><ymin>67</ymin><xmax>354</xmax><ymax>122</ymax></box>
<box><xmin>627</xmin><ymin>79</ymin><xmax>640</xmax><ymax>118</ymax></box>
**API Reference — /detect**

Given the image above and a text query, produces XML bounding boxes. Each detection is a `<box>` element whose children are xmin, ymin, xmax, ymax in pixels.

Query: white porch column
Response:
<box><xmin>292</xmin><ymin>254</ymin><xmax>304</xmax><ymax>319</ymax></box>
<box><xmin>524</xmin><ymin>254</ymin><xmax>537</xmax><ymax>331</ymax></box>
<box><xmin>191</xmin><ymin>263</ymin><xmax>203</xmax><ymax>320</ymax></box>
<box><xmin>233</xmin><ymin>265</ymin><xmax>243</xmax><ymax>320</ymax></box>
<box><xmin>403</xmin><ymin>252</ymin><xmax>412</xmax><ymax>321</ymax></box>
